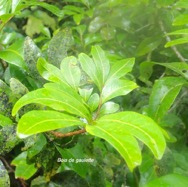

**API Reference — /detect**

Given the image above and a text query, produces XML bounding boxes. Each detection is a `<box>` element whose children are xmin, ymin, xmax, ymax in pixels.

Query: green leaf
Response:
<box><xmin>79</xmin><ymin>46</ymin><xmax>111</xmax><ymax>91</ymax></box>
<box><xmin>158</xmin><ymin>62</ymin><xmax>188</xmax><ymax>79</ymax></box>
<box><xmin>78</xmin><ymin>53</ymin><xmax>101</xmax><ymax>89</ymax></box>
<box><xmin>48</xmin><ymin>29</ymin><xmax>73</xmax><ymax>67</ymax></box>
<box><xmin>87</xmin><ymin>112</ymin><xmax>166</xmax><ymax>171</ymax></box>
<box><xmin>11</xmin><ymin>151</ymin><xmax>37</xmax><ymax>179</ymax></box>
<box><xmin>24</xmin><ymin>15</ymin><xmax>43</xmax><ymax>37</ymax></box>
<box><xmin>10</xmin><ymin>78</ymin><xmax>29</xmax><ymax>97</ymax></box>
<box><xmin>99</xmin><ymin>102</ymin><xmax>119</xmax><ymax>117</ymax></box>
<box><xmin>0</xmin><ymin>114</ymin><xmax>12</xmax><ymax>127</ymax></box>
<box><xmin>12</xmin><ymin>82</ymin><xmax>91</xmax><ymax>118</ymax></box>
<box><xmin>0</xmin><ymin>39</ymin><xmax>26</xmax><ymax>69</ymax></box>
<box><xmin>139</xmin><ymin>61</ymin><xmax>188</xmax><ymax>82</ymax></box>
<box><xmin>167</xmin><ymin>29</ymin><xmax>188</xmax><ymax>36</ymax></box>
<box><xmin>27</xmin><ymin>134</ymin><xmax>47</xmax><ymax>159</ymax></box>
<box><xmin>175</xmin><ymin>0</ymin><xmax>188</xmax><ymax>9</ymax></box>
<box><xmin>78</xmin><ymin>87</ymin><xmax>93</xmax><ymax>102</ymax></box>
<box><xmin>101</xmin><ymin>78</ymin><xmax>138</xmax><ymax>103</ymax></box>
<box><xmin>24</xmin><ymin>37</ymin><xmax>43</xmax><ymax>82</ymax></box>
<box><xmin>139</xmin><ymin>61</ymin><xmax>154</xmax><ymax>84</ymax></box>
<box><xmin>12</xmin><ymin>0</ymin><xmax>22</xmax><ymax>13</ymax></box>
<box><xmin>87</xmin><ymin>93</ymin><xmax>100</xmax><ymax>112</ymax></box>
<box><xmin>108</xmin><ymin>58</ymin><xmax>135</xmax><ymax>79</ymax></box>
<box><xmin>16</xmin><ymin>1</ymin><xmax>64</xmax><ymax>18</ymax></box>
<box><xmin>148</xmin><ymin>77</ymin><xmax>187</xmax><ymax>122</ymax></box>
<box><xmin>16</xmin><ymin>110</ymin><xmax>84</xmax><ymax>138</ymax></box>
<box><xmin>91</xmin><ymin>45</ymin><xmax>110</xmax><ymax>86</ymax></box>
<box><xmin>56</xmin><ymin>144</ymin><xmax>89</xmax><ymax>178</ymax></box>
<box><xmin>137</xmin><ymin>37</ymin><xmax>161</xmax><ymax>56</ymax></box>
<box><xmin>144</xmin><ymin>174</ymin><xmax>188</xmax><ymax>187</ymax></box>
<box><xmin>60</xmin><ymin>56</ymin><xmax>81</xmax><ymax>89</ymax></box>
<box><xmin>0</xmin><ymin>0</ymin><xmax>11</xmax><ymax>15</ymax></box>
<box><xmin>37</xmin><ymin>58</ymin><xmax>65</xmax><ymax>83</ymax></box>
<box><xmin>87</xmin><ymin>125</ymin><xmax>141</xmax><ymax>171</ymax></box>
<box><xmin>165</xmin><ymin>37</ymin><xmax>188</xmax><ymax>47</ymax></box>
<box><xmin>173</xmin><ymin>14</ymin><xmax>188</xmax><ymax>26</ymax></box>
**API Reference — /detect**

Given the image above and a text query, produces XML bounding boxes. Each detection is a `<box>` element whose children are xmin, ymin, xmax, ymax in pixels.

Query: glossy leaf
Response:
<box><xmin>37</xmin><ymin>58</ymin><xmax>65</xmax><ymax>83</ymax></box>
<box><xmin>0</xmin><ymin>39</ymin><xmax>26</xmax><ymax>69</ymax></box>
<box><xmin>139</xmin><ymin>61</ymin><xmax>188</xmax><ymax>81</ymax></box>
<box><xmin>173</xmin><ymin>14</ymin><xmax>188</xmax><ymax>26</ymax></box>
<box><xmin>101</xmin><ymin>78</ymin><xmax>138</xmax><ymax>103</ymax></box>
<box><xmin>87</xmin><ymin>93</ymin><xmax>100</xmax><ymax>112</ymax></box>
<box><xmin>60</xmin><ymin>56</ymin><xmax>81</xmax><ymax>89</ymax></box>
<box><xmin>108</xmin><ymin>58</ymin><xmax>135</xmax><ymax>79</ymax></box>
<box><xmin>0</xmin><ymin>1</ymin><xmax>11</xmax><ymax>15</ymax></box>
<box><xmin>165</xmin><ymin>37</ymin><xmax>188</xmax><ymax>47</ymax></box>
<box><xmin>78</xmin><ymin>53</ymin><xmax>101</xmax><ymax>89</ymax></box>
<box><xmin>16</xmin><ymin>0</ymin><xmax>64</xmax><ymax>18</ymax></box>
<box><xmin>167</xmin><ymin>28</ymin><xmax>188</xmax><ymax>35</ymax></box>
<box><xmin>87</xmin><ymin>112</ymin><xmax>166</xmax><ymax>170</ymax></box>
<box><xmin>12</xmin><ymin>0</ymin><xmax>22</xmax><ymax>13</ymax></box>
<box><xmin>91</xmin><ymin>45</ymin><xmax>110</xmax><ymax>87</ymax></box>
<box><xmin>12</xmin><ymin>83</ymin><xmax>90</xmax><ymax>118</ymax></box>
<box><xmin>16</xmin><ymin>110</ymin><xmax>84</xmax><ymax>138</ymax></box>
<box><xmin>87</xmin><ymin>125</ymin><xmax>141</xmax><ymax>171</ymax></box>
<box><xmin>78</xmin><ymin>87</ymin><xmax>93</xmax><ymax>102</ymax></box>
<box><xmin>99</xmin><ymin>102</ymin><xmax>119</xmax><ymax>117</ymax></box>
<box><xmin>11</xmin><ymin>152</ymin><xmax>37</xmax><ymax>179</ymax></box>
<box><xmin>148</xmin><ymin>77</ymin><xmax>187</xmax><ymax>122</ymax></box>
<box><xmin>144</xmin><ymin>174</ymin><xmax>188</xmax><ymax>187</ymax></box>
<box><xmin>158</xmin><ymin>62</ymin><xmax>188</xmax><ymax>79</ymax></box>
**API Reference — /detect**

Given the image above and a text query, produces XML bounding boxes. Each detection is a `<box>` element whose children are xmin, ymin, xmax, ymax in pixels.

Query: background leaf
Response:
<box><xmin>148</xmin><ymin>77</ymin><xmax>187</xmax><ymax>122</ymax></box>
<box><xmin>108</xmin><ymin>58</ymin><xmax>135</xmax><ymax>79</ymax></box>
<box><xmin>48</xmin><ymin>29</ymin><xmax>73</xmax><ymax>67</ymax></box>
<box><xmin>0</xmin><ymin>39</ymin><xmax>26</xmax><ymax>69</ymax></box>
<box><xmin>144</xmin><ymin>174</ymin><xmax>188</xmax><ymax>187</ymax></box>
<box><xmin>11</xmin><ymin>151</ymin><xmax>37</xmax><ymax>180</ymax></box>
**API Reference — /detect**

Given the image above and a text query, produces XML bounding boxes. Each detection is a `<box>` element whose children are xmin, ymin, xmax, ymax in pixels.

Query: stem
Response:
<box><xmin>159</xmin><ymin>20</ymin><xmax>186</xmax><ymax>62</ymax></box>
<box><xmin>0</xmin><ymin>156</ymin><xmax>14</xmax><ymax>173</ymax></box>
<box><xmin>50</xmin><ymin>128</ymin><xmax>86</xmax><ymax>138</ymax></box>
<box><xmin>0</xmin><ymin>156</ymin><xmax>27</xmax><ymax>187</ymax></box>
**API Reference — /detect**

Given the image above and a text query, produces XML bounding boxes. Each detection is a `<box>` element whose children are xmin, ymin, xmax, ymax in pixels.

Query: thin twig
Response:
<box><xmin>0</xmin><ymin>156</ymin><xmax>27</xmax><ymax>187</ymax></box>
<box><xmin>50</xmin><ymin>129</ymin><xmax>86</xmax><ymax>138</ymax></box>
<box><xmin>159</xmin><ymin>20</ymin><xmax>186</xmax><ymax>62</ymax></box>
<box><xmin>0</xmin><ymin>156</ymin><xmax>14</xmax><ymax>173</ymax></box>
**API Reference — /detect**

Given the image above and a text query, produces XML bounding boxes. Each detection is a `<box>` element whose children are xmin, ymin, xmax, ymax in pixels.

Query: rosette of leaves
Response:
<box><xmin>12</xmin><ymin>46</ymin><xmax>166</xmax><ymax>171</ymax></box>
